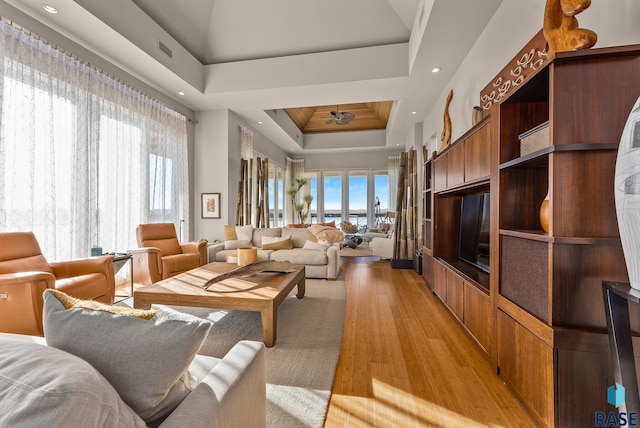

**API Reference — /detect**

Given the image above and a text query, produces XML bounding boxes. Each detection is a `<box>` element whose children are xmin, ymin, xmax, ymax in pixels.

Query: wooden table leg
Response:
<box><xmin>296</xmin><ymin>276</ymin><xmax>306</xmax><ymax>299</ymax></box>
<box><xmin>261</xmin><ymin>302</ymin><xmax>276</xmax><ymax>347</ymax></box>
<box><xmin>133</xmin><ymin>296</ymin><xmax>152</xmax><ymax>310</ymax></box>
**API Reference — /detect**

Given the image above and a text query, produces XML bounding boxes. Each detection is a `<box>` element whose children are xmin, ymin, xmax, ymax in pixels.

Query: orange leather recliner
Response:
<box><xmin>130</xmin><ymin>223</ymin><xmax>207</xmax><ymax>286</ymax></box>
<box><xmin>0</xmin><ymin>232</ymin><xmax>115</xmax><ymax>336</ymax></box>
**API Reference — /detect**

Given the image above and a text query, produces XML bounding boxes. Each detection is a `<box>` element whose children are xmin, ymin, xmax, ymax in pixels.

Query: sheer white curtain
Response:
<box><xmin>0</xmin><ymin>21</ymin><xmax>189</xmax><ymax>259</ymax></box>
<box><xmin>387</xmin><ymin>155</ymin><xmax>401</xmax><ymax>213</ymax></box>
<box><xmin>284</xmin><ymin>157</ymin><xmax>304</xmax><ymax>225</ymax></box>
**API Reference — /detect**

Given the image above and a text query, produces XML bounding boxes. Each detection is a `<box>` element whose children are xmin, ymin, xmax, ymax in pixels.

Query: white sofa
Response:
<box><xmin>209</xmin><ymin>227</ymin><xmax>340</xmax><ymax>280</ymax></box>
<box><xmin>0</xmin><ymin>332</ymin><xmax>267</xmax><ymax>428</ymax></box>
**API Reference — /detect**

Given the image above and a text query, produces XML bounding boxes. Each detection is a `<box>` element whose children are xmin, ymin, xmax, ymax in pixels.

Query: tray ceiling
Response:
<box><xmin>285</xmin><ymin>101</ymin><xmax>393</xmax><ymax>133</ymax></box>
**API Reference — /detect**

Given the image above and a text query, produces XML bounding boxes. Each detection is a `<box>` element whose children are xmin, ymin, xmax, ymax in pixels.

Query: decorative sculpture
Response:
<box><xmin>543</xmin><ymin>0</ymin><xmax>597</xmax><ymax>56</ymax></box>
<box><xmin>440</xmin><ymin>90</ymin><xmax>453</xmax><ymax>152</ymax></box>
<box><xmin>615</xmin><ymin>96</ymin><xmax>640</xmax><ymax>290</ymax></box>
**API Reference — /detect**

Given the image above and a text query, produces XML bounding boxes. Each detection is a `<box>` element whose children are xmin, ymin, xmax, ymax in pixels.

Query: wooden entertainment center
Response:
<box><xmin>421</xmin><ymin>44</ymin><xmax>640</xmax><ymax>427</ymax></box>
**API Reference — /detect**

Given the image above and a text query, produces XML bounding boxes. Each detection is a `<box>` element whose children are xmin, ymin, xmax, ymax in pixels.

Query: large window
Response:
<box><xmin>0</xmin><ymin>21</ymin><xmax>188</xmax><ymax>259</ymax></box>
<box><xmin>375</xmin><ymin>171</ymin><xmax>389</xmax><ymax>225</ymax></box>
<box><xmin>348</xmin><ymin>172</ymin><xmax>367</xmax><ymax>230</ymax></box>
<box><xmin>323</xmin><ymin>172</ymin><xmax>342</xmax><ymax>224</ymax></box>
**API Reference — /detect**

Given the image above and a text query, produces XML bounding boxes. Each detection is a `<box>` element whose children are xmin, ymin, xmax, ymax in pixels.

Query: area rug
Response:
<box><xmin>147</xmin><ymin>279</ymin><xmax>346</xmax><ymax>428</ymax></box>
<box><xmin>340</xmin><ymin>241</ymin><xmax>373</xmax><ymax>257</ymax></box>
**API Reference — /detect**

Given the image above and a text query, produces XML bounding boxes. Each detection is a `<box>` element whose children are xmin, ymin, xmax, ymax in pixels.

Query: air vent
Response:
<box><xmin>158</xmin><ymin>41</ymin><xmax>172</xmax><ymax>58</ymax></box>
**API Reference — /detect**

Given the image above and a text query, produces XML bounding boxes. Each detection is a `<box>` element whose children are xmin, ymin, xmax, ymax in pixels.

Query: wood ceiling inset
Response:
<box><xmin>284</xmin><ymin>101</ymin><xmax>393</xmax><ymax>133</ymax></box>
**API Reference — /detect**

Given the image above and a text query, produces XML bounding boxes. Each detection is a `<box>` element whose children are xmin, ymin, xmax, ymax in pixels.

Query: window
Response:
<box><xmin>375</xmin><ymin>172</ymin><xmax>389</xmax><ymax>225</ymax></box>
<box><xmin>348</xmin><ymin>172</ymin><xmax>367</xmax><ymax>230</ymax></box>
<box><xmin>323</xmin><ymin>172</ymin><xmax>342</xmax><ymax>224</ymax></box>
<box><xmin>0</xmin><ymin>21</ymin><xmax>188</xmax><ymax>259</ymax></box>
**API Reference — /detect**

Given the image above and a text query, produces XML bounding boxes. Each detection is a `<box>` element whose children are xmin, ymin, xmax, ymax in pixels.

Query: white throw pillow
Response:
<box><xmin>42</xmin><ymin>290</ymin><xmax>212</xmax><ymax>426</ymax></box>
<box><xmin>303</xmin><ymin>239</ymin><xmax>331</xmax><ymax>251</ymax></box>
<box><xmin>235</xmin><ymin>225</ymin><xmax>254</xmax><ymax>241</ymax></box>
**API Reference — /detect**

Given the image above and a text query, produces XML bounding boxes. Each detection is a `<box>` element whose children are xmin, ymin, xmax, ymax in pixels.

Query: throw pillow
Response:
<box><xmin>0</xmin><ymin>337</ymin><xmax>146</xmax><ymax>427</ymax></box>
<box><xmin>322</xmin><ymin>220</ymin><xmax>336</xmax><ymax>228</ymax></box>
<box><xmin>308</xmin><ymin>224</ymin><xmax>344</xmax><ymax>243</ymax></box>
<box><xmin>224</xmin><ymin>239</ymin><xmax>252</xmax><ymax>250</ymax></box>
<box><xmin>303</xmin><ymin>240</ymin><xmax>331</xmax><ymax>251</ymax></box>
<box><xmin>42</xmin><ymin>289</ymin><xmax>212</xmax><ymax>426</ymax></box>
<box><xmin>235</xmin><ymin>225</ymin><xmax>254</xmax><ymax>241</ymax></box>
<box><xmin>223</xmin><ymin>225</ymin><xmax>238</xmax><ymax>240</ymax></box>
<box><xmin>262</xmin><ymin>235</ymin><xmax>293</xmax><ymax>250</ymax></box>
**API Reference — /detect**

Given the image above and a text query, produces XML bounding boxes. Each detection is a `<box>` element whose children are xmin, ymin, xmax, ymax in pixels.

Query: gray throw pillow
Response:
<box><xmin>0</xmin><ymin>337</ymin><xmax>146</xmax><ymax>428</ymax></box>
<box><xmin>42</xmin><ymin>290</ymin><xmax>212</xmax><ymax>426</ymax></box>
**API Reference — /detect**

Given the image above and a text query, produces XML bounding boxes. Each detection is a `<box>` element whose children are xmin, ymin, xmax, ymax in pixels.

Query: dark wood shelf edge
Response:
<box><xmin>435</xmin><ymin>256</ymin><xmax>490</xmax><ymax>294</ymax></box>
<box><xmin>499</xmin><ymin>229</ymin><xmax>622</xmax><ymax>245</ymax></box>
<box><xmin>497</xmin><ymin>295</ymin><xmax>554</xmax><ymax>346</ymax></box>
<box><xmin>499</xmin><ymin>143</ymin><xmax>619</xmax><ymax>170</ymax></box>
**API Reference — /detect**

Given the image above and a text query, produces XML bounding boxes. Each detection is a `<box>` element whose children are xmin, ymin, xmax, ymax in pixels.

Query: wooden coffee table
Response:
<box><xmin>133</xmin><ymin>262</ymin><xmax>305</xmax><ymax>347</ymax></box>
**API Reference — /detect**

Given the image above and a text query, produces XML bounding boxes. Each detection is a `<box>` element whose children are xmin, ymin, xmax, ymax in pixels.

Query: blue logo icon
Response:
<box><xmin>609</xmin><ymin>383</ymin><xmax>626</xmax><ymax>408</ymax></box>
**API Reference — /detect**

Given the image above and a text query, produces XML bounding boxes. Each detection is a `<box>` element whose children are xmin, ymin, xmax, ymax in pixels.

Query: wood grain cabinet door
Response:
<box><xmin>446</xmin><ymin>143</ymin><xmax>465</xmax><ymax>188</ymax></box>
<box><xmin>464</xmin><ymin>123</ymin><xmax>491</xmax><ymax>182</ymax></box>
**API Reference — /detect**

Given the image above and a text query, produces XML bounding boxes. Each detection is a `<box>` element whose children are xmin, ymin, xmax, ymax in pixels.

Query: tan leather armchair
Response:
<box><xmin>0</xmin><ymin>232</ymin><xmax>115</xmax><ymax>336</ymax></box>
<box><xmin>131</xmin><ymin>223</ymin><xmax>207</xmax><ymax>286</ymax></box>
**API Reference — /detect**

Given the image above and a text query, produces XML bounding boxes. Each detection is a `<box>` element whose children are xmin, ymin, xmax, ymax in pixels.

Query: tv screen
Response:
<box><xmin>459</xmin><ymin>193</ymin><xmax>490</xmax><ymax>273</ymax></box>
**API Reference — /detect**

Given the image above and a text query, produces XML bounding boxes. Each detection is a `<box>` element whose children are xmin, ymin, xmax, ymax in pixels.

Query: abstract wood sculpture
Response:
<box><xmin>202</xmin><ymin>260</ymin><xmax>296</xmax><ymax>291</ymax></box>
<box><xmin>543</xmin><ymin>0</ymin><xmax>597</xmax><ymax>56</ymax></box>
<box><xmin>440</xmin><ymin>90</ymin><xmax>453</xmax><ymax>152</ymax></box>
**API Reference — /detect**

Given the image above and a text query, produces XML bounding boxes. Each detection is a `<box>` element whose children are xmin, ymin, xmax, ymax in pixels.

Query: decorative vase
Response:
<box><xmin>237</xmin><ymin>247</ymin><xmax>257</xmax><ymax>266</ymax></box>
<box><xmin>539</xmin><ymin>192</ymin><xmax>550</xmax><ymax>233</ymax></box>
<box><xmin>615</xmin><ymin>96</ymin><xmax>640</xmax><ymax>290</ymax></box>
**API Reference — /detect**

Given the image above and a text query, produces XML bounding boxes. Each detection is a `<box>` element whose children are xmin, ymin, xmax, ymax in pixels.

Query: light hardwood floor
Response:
<box><xmin>324</xmin><ymin>257</ymin><xmax>539</xmax><ymax>427</ymax></box>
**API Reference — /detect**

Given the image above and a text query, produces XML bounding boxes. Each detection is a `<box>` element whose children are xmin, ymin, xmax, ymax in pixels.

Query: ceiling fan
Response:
<box><xmin>326</xmin><ymin>105</ymin><xmax>355</xmax><ymax>125</ymax></box>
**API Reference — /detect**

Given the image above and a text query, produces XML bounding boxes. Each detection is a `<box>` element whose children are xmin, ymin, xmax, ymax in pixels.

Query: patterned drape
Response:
<box><xmin>0</xmin><ymin>20</ymin><xmax>188</xmax><ymax>259</ymax></box>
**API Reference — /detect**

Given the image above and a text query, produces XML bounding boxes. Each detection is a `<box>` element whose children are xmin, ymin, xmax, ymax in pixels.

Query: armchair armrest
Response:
<box><xmin>160</xmin><ymin>340</ymin><xmax>266</xmax><ymax>428</ymax></box>
<box><xmin>372</xmin><ymin>237</ymin><xmax>394</xmax><ymax>259</ymax></box>
<box><xmin>49</xmin><ymin>255</ymin><xmax>114</xmax><ymax>279</ymax></box>
<box><xmin>0</xmin><ymin>271</ymin><xmax>55</xmax><ymax>286</ymax></box>
<box><xmin>180</xmin><ymin>241</ymin><xmax>208</xmax><ymax>266</ymax></box>
<box><xmin>0</xmin><ymin>272</ymin><xmax>56</xmax><ymax>336</ymax></box>
<box><xmin>207</xmin><ymin>243</ymin><xmax>225</xmax><ymax>263</ymax></box>
<box><xmin>129</xmin><ymin>247</ymin><xmax>163</xmax><ymax>285</ymax></box>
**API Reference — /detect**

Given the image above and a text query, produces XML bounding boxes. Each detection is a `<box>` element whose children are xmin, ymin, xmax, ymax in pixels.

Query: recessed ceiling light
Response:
<box><xmin>42</xmin><ymin>4</ymin><xmax>58</xmax><ymax>14</ymax></box>
<box><xmin>411</xmin><ymin>111</ymin><xmax>417</xmax><ymax>115</ymax></box>
<box><xmin>431</xmin><ymin>67</ymin><xmax>441</xmax><ymax>73</ymax></box>
<box><xmin>258</xmin><ymin>121</ymin><xmax>263</xmax><ymax>125</ymax></box>
<box><xmin>177</xmin><ymin>91</ymin><xmax>185</xmax><ymax>96</ymax></box>
<box><xmin>396</xmin><ymin>144</ymin><xmax>400</xmax><ymax>146</ymax></box>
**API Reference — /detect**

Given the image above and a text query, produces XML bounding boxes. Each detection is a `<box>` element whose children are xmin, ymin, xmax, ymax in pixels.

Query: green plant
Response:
<box><xmin>288</xmin><ymin>178</ymin><xmax>313</xmax><ymax>223</ymax></box>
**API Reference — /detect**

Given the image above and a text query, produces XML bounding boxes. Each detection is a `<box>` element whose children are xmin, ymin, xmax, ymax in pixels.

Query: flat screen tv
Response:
<box><xmin>458</xmin><ymin>193</ymin><xmax>490</xmax><ymax>273</ymax></box>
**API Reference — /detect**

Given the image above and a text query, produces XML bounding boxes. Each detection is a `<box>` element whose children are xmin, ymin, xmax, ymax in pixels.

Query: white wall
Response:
<box><xmin>420</xmin><ymin>0</ymin><xmax>640</xmax><ymax>153</ymax></box>
<box><xmin>193</xmin><ymin>110</ymin><xmax>288</xmax><ymax>242</ymax></box>
<box><xmin>193</xmin><ymin>110</ymin><xmax>229</xmax><ymax>241</ymax></box>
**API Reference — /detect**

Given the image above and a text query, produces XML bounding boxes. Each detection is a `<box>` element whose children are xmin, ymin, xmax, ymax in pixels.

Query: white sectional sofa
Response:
<box><xmin>208</xmin><ymin>227</ymin><xmax>340</xmax><ymax>280</ymax></box>
<box><xmin>0</xmin><ymin>332</ymin><xmax>266</xmax><ymax>428</ymax></box>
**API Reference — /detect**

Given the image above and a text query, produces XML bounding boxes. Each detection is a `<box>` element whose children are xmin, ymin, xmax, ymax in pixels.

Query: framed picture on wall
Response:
<box><xmin>201</xmin><ymin>193</ymin><xmax>221</xmax><ymax>219</ymax></box>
